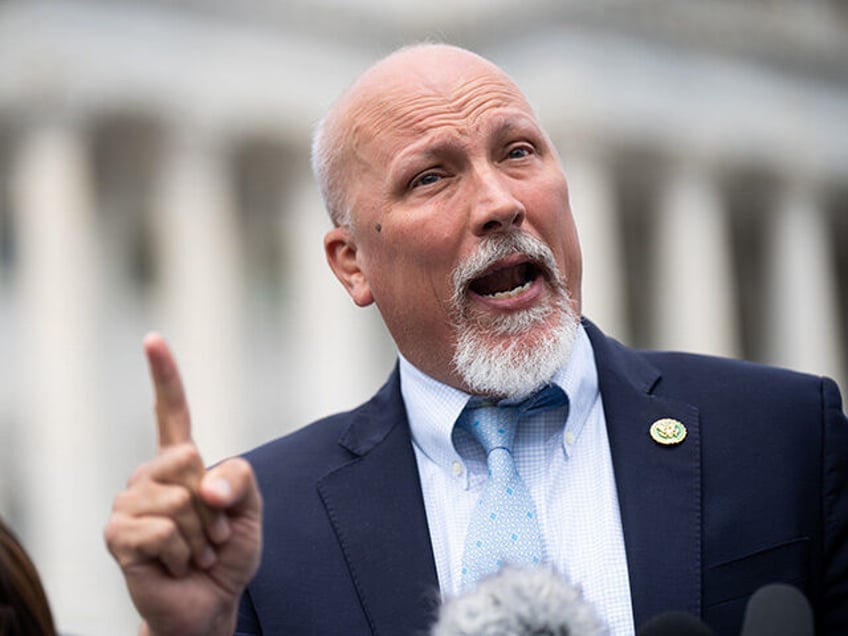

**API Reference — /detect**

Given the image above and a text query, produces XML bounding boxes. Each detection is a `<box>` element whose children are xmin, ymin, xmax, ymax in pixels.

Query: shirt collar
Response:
<box><xmin>400</xmin><ymin>323</ymin><xmax>599</xmax><ymax>475</ymax></box>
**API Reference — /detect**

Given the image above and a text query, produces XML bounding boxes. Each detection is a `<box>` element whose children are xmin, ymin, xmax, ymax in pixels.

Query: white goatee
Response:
<box><xmin>450</xmin><ymin>232</ymin><xmax>579</xmax><ymax>398</ymax></box>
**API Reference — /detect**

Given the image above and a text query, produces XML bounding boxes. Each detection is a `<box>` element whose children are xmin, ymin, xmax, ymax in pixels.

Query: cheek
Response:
<box><xmin>557</xmin><ymin>215</ymin><xmax>583</xmax><ymax>307</ymax></box>
<box><xmin>362</xmin><ymin>227</ymin><xmax>458</xmax><ymax>304</ymax></box>
<box><xmin>564</xmin><ymin>230</ymin><xmax>582</xmax><ymax>288</ymax></box>
<box><xmin>386</xmin><ymin>208</ymin><xmax>466</xmax><ymax>270</ymax></box>
<box><xmin>525</xmin><ymin>178</ymin><xmax>582</xmax><ymax>286</ymax></box>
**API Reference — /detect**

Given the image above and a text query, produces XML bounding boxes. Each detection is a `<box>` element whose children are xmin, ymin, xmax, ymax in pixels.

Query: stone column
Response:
<box><xmin>0</xmin><ymin>136</ymin><xmax>15</xmax><ymax>515</ymax></box>
<box><xmin>651</xmin><ymin>162</ymin><xmax>739</xmax><ymax>357</ymax></box>
<box><xmin>763</xmin><ymin>181</ymin><xmax>845</xmax><ymax>385</ymax></box>
<box><xmin>561</xmin><ymin>149</ymin><xmax>629</xmax><ymax>340</ymax></box>
<box><xmin>10</xmin><ymin>120</ymin><xmax>104</xmax><ymax>631</ymax></box>
<box><xmin>150</xmin><ymin>130</ymin><xmax>244</xmax><ymax>463</ymax></box>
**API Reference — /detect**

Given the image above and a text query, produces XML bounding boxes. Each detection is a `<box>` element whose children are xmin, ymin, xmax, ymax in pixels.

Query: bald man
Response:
<box><xmin>105</xmin><ymin>44</ymin><xmax>848</xmax><ymax>635</ymax></box>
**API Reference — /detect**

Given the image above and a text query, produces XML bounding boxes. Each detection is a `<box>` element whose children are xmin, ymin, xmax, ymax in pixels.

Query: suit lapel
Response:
<box><xmin>317</xmin><ymin>369</ymin><xmax>440</xmax><ymax>635</ymax></box>
<box><xmin>585</xmin><ymin>321</ymin><xmax>703</xmax><ymax>628</ymax></box>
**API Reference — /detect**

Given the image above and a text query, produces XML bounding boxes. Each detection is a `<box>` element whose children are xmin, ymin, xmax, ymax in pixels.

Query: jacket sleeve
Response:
<box><xmin>821</xmin><ymin>377</ymin><xmax>848</xmax><ymax>635</ymax></box>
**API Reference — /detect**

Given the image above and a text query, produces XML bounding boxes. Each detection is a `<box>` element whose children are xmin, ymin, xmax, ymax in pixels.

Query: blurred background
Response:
<box><xmin>0</xmin><ymin>0</ymin><xmax>846</xmax><ymax>632</ymax></box>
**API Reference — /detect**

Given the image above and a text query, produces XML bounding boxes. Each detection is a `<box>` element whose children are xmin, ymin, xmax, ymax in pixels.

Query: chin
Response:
<box><xmin>452</xmin><ymin>303</ymin><xmax>579</xmax><ymax>398</ymax></box>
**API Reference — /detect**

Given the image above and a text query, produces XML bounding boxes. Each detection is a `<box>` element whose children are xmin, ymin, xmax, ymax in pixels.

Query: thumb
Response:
<box><xmin>200</xmin><ymin>458</ymin><xmax>262</xmax><ymax>516</ymax></box>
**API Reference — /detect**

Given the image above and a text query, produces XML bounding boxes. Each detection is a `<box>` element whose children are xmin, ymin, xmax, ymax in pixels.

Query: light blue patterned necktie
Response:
<box><xmin>458</xmin><ymin>384</ymin><xmax>568</xmax><ymax>590</ymax></box>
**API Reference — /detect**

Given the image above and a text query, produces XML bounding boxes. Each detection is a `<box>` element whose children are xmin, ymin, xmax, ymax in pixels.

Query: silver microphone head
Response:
<box><xmin>431</xmin><ymin>566</ymin><xmax>607</xmax><ymax>636</ymax></box>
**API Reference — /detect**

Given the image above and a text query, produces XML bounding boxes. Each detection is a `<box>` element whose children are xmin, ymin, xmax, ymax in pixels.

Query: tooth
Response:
<box><xmin>487</xmin><ymin>280</ymin><xmax>532</xmax><ymax>299</ymax></box>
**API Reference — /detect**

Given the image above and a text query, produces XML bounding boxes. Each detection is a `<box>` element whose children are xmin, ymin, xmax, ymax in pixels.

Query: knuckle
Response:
<box><xmin>167</xmin><ymin>486</ymin><xmax>195</xmax><ymax>515</ymax></box>
<box><xmin>178</xmin><ymin>538</ymin><xmax>191</xmax><ymax>558</ymax></box>
<box><xmin>126</xmin><ymin>461</ymin><xmax>153</xmax><ymax>486</ymax></box>
<box><xmin>112</xmin><ymin>489</ymin><xmax>136</xmax><ymax>512</ymax></box>
<box><xmin>102</xmin><ymin>519</ymin><xmax>121</xmax><ymax>551</ymax></box>
<box><xmin>147</xmin><ymin>518</ymin><xmax>180</xmax><ymax>547</ymax></box>
<box><xmin>154</xmin><ymin>443</ymin><xmax>204</xmax><ymax>486</ymax></box>
<box><xmin>168</xmin><ymin>443</ymin><xmax>203</xmax><ymax>470</ymax></box>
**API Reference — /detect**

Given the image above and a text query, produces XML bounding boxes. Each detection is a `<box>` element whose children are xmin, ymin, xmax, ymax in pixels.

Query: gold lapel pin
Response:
<box><xmin>649</xmin><ymin>418</ymin><xmax>687</xmax><ymax>446</ymax></box>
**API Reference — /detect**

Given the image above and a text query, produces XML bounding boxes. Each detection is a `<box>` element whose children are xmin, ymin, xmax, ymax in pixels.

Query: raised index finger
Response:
<box><xmin>144</xmin><ymin>332</ymin><xmax>192</xmax><ymax>450</ymax></box>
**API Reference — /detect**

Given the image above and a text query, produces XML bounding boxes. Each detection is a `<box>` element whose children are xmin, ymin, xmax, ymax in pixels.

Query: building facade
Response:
<box><xmin>0</xmin><ymin>1</ymin><xmax>846</xmax><ymax>633</ymax></box>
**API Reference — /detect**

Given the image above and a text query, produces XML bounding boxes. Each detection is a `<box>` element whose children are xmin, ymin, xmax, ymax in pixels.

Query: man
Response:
<box><xmin>104</xmin><ymin>44</ymin><xmax>848</xmax><ymax>635</ymax></box>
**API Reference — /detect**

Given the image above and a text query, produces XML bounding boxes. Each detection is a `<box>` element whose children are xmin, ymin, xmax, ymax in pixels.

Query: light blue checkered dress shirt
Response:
<box><xmin>401</xmin><ymin>324</ymin><xmax>636</xmax><ymax>636</ymax></box>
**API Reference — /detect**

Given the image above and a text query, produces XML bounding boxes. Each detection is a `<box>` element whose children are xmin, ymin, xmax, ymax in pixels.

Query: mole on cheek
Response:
<box><xmin>375</xmin><ymin>223</ymin><xmax>382</xmax><ymax>233</ymax></box>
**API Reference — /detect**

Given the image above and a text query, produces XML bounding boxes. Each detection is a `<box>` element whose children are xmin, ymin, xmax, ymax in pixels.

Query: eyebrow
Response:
<box><xmin>401</xmin><ymin>114</ymin><xmax>540</xmax><ymax>159</ymax></box>
<box><xmin>388</xmin><ymin>140</ymin><xmax>462</xmax><ymax>189</ymax></box>
<box><xmin>489</xmin><ymin>114</ymin><xmax>541</xmax><ymax>140</ymax></box>
<box><xmin>388</xmin><ymin>113</ymin><xmax>544</xmax><ymax>183</ymax></box>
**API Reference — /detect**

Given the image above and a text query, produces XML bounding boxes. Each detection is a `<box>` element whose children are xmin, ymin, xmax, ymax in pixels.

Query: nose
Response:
<box><xmin>471</xmin><ymin>169</ymin><xmax>525</xmax><ymax>235</ymax></box>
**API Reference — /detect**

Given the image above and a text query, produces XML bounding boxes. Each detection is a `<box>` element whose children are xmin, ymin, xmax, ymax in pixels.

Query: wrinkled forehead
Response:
<box><xmin>339</xmin><ymin>49</ymin><xmax>537</xmax><ymax>159</ymax></box>
<box><xmin>354</xmin><ymin>75</ymin><xmax>530</xmax><ymax>136</ymax></box>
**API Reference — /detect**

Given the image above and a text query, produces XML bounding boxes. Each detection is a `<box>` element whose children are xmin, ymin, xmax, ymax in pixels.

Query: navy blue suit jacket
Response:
<box><xmin>237</xmin><ymin>321</ymin><xmax>848</xmax><ymax>635</ymax></box>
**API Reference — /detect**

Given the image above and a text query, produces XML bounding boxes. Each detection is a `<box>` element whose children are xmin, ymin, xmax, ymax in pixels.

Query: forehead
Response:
<box><xmin>356</xmin><ymin>77</ymin><xmax>530</xmax><ymax>138</ymax></box>
<box><xmin>342</xmin><ymin>51</ymin><xmax>537</xmax><ymax>156</ymax></box>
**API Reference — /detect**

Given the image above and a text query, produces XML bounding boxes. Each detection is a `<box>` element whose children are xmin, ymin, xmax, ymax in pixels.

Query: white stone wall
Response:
<box><xmin>0</xmin><ymin>1</ymin><xmax>845</xmax><ymax>633</ymax></box>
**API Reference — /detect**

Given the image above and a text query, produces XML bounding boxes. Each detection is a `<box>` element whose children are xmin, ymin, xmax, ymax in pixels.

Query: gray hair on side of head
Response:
<box><xmin>310</xmin><ymin>112</ymin><xmax>351</xmax><ymax>228</ymax></box>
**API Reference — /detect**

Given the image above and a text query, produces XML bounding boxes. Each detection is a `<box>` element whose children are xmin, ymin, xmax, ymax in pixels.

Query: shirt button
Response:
<box><xmin>452</xmin><ymin>461</ymin><xmax>463</xmax><ymax>477</ymax></box>
<box><xmin>565</xmin><ymin>432</ymin><xmax>575</xmax><ymax>445</ymax></box>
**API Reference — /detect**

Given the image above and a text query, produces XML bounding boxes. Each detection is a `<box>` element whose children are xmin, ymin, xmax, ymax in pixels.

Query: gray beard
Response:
<box><xmin>450</xmin><ymin>233</ymin><xmax>579</xmax><ymax>398</ymax></box>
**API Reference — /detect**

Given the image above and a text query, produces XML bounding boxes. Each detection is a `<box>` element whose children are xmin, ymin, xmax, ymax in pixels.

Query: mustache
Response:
<box><xmin>451</xmin><ymin>232</ymin><xmax>563</xmax><ymax>300</ymax></box>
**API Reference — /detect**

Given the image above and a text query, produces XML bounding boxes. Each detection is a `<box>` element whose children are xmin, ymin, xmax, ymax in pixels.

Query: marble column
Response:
<box><xmin>651</xmin><ymin>162</ymin><xmax>739</xmax><ymax>358</ymax></box>
<box><xmin>10</xmin><ymin>120</ymin><xmax>105</xmax><ymax>631</ymax></box>
<box><xmin>150</xmin><ymin>130</ymin><xmax>244</xmax><ymax>463</ymax></box>
<box><xmin>763</xmin><ymin>181</ymin><xmax>845</xmax><ymax>385</ymax></box>
<box><xmin>0</xmin><ymin>140</ymin><xmax>14</xmax><ymax>516</ymax></box>
<box><xmin>561</xmin><ymin>149</ymin><xmax>629</xmax><ymax>341</ymax></box>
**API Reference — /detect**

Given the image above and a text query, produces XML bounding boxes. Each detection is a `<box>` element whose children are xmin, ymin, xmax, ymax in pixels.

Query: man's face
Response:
<box><xmin>324</xmin><ymin>46</ymin><xmax>582</xmax><ymax>395</ymax></box>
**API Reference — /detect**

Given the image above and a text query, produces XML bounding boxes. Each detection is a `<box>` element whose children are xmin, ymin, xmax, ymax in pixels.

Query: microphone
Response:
<box><xmin>739</xmin><ymin>583</ymin><xmax>813</xmax><ymax>636</ymax></box>
<box><xmin>637</xmin><ymin>611</ymin><xmax>716</xmax><ymax>636</ymax></box>
<box><xmin>431</xmin><ymin>566</ymin><xmax>606</xmax><ymax>636</ymax></box>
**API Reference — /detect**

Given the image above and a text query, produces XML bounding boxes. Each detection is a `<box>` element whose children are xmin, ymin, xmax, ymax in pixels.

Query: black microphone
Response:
<box><xmin>637</xmin><ymin>611</ymin><xmax>717</xmax><ymax>636</ymax></box>
<box><xmin>431</xmin><ymin>566</ymin><xmax>606</xmax><ymax>636</ymax></box>
<box><xmin>739</xmin><ymin>583</ymin><xmax>813</xmax><ymax>636</ymax></box>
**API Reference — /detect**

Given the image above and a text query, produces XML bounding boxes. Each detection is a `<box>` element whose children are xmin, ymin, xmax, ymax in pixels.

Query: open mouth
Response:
<box><xmin>468</xmin><ymin>261</ymin><xmax>542</xmax><ymax>299</ymax></box>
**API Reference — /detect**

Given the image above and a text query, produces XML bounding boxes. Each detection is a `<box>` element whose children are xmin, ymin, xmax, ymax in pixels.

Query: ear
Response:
<box><xmin>324</xmin><ymin>226</ymin><xmax>374</xmax><ymax>307</ymax></box>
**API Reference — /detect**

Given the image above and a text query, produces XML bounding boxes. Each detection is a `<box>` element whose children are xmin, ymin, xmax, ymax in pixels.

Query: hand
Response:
<box><xmin>104</xmin><ymin>334</ymin><xmax>262</xmax><ymax>636</ymax></box>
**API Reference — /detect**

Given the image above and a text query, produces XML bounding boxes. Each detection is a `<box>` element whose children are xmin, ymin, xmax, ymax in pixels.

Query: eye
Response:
<box><xmin>410</xmin><ymin>171</ymin><xmax>442</xmax><ymax>189</ymax></box>
<box><xmin>506</xmin><ymin>144</ymin><xmax>533</xmax><ymax>160</ymax></box>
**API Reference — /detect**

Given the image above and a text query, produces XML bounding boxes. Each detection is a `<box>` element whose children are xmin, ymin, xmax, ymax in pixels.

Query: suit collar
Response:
<box><xmin>318</xmin><ymin>368</ymin><xmax>441</xmax><ymax>635</ymax></box>
<box><xmin>585</xmin><ymin>319</ymin><xmax>703</xmax><ymax>627</ymax></box>
<box><xmin>335</xmin><ymin>367</ymin><xmax>406</xmax><ymax>456</ymax></box>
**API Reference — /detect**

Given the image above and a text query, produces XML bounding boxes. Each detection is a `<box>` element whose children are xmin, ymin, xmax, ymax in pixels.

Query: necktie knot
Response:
<box><xmin>458</xmin><ymin>384</ymin><xmax>568</xmax><ymax>456</ymax></box>
<box><xmin>458</xmin><ymin>403</ymin><xmax>520</xmax><ymax>456</ymax></box>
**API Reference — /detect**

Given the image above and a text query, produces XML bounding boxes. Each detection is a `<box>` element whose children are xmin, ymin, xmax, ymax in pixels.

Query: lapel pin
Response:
<box><xmin>649</xmin><ymin>418</ymin><xmax>687</xmax><ymax>446</ymax></box>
